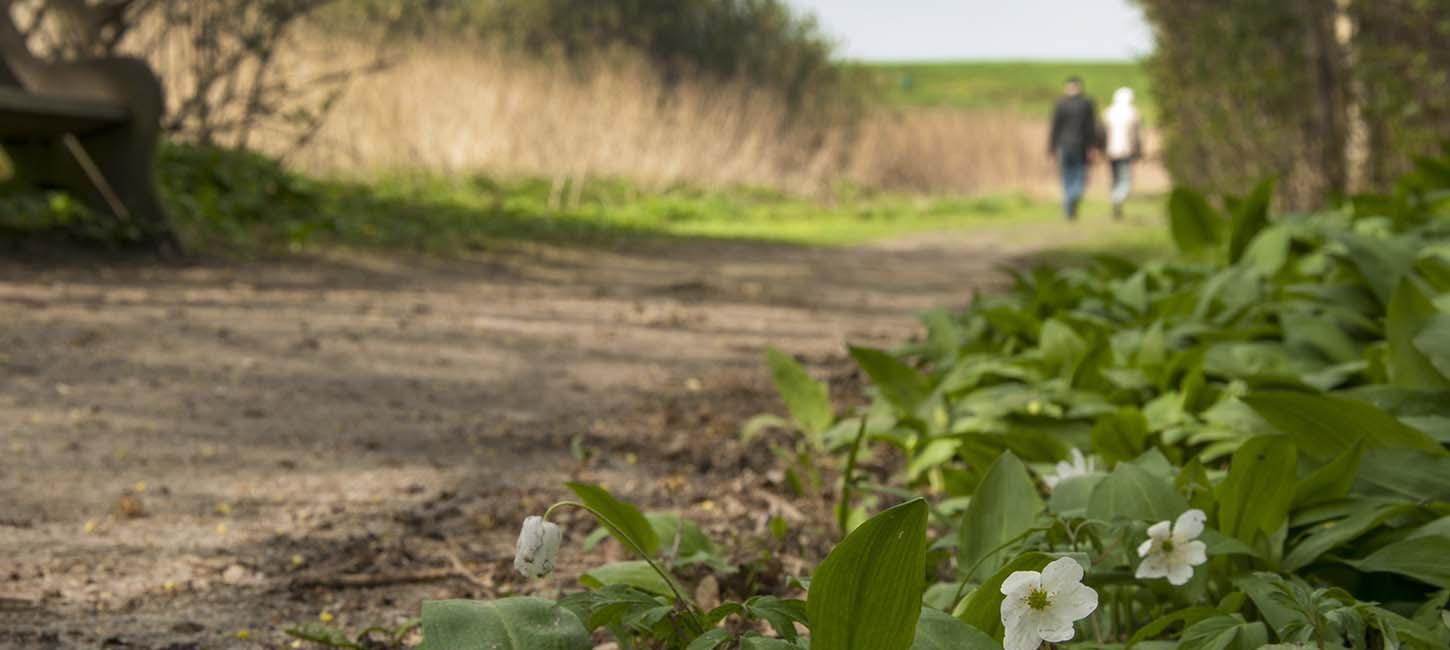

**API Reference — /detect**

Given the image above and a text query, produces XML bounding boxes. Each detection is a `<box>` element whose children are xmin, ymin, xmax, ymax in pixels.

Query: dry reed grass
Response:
<box><xmin>130</xmin><ymin>25</ymin><xmax>1168</xmax><ymax>198</ymax></box>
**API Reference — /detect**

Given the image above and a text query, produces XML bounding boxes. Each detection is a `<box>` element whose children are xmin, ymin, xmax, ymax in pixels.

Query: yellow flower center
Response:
<box><xmin>1027</xmin><ymin>589</ymin><xmax>1052</xmax><ymax>611</ymax></box>
<box><xmin>1162</xmin><ymin>539</ymin><xmax>1176</xmax><ymax>552</ymax></box>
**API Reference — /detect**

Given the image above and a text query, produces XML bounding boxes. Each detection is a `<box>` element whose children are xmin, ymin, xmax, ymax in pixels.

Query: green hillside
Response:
<box><xmin>864</xmin><ymin>60</ymin><xmax>1154</xmax><ymax>118</ymax></box>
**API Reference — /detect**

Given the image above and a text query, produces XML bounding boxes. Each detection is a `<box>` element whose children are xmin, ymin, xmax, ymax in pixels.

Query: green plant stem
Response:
<box><xmin>948</xmin><ymin>526</ymin><xmax>1048</xmax><ymax>606</ymax></box>
<box><xmin>544</xmin><ymin>501</ymin><xmax>699</xmax><ymax>616</ymax></box>
<box><xmin>836</xmin><ymin>415</ymin><xmax>870</xmax><ymax>537</ymax></box>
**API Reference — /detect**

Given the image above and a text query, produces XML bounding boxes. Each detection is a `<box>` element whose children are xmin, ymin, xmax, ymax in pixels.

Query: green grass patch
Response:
<box><xmin>2</xmin><ymin>143</ymin><xmax>1169</xmax><ymax>258</ymax></box>
<box><xmin>863</xmin><ymin>60</ymin><xmax>1154</xmax><ymax>118</ymax></box>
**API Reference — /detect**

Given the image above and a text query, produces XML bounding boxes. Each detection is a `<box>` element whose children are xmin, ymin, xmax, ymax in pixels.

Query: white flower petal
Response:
<box><xmin>1038</xmin><ymin>620</ymin><xmax>1077</xmax><ymax>644</ymax></box>
<box><xmin>1043</xmin><ymin>474</ymin><xmax>1061</xmax><ymax>489</ymax></box>
<box><xmin>1040</xmin><ymin>557</ymin><xmax>1084</xmax><ymax>592</ymax></box>
<box><xmin>1136</xmin><ymin>538</ymin><xmax>1154</xmax><ymax>558</ymax></box>
<box><xmin>1146</xmin><ymin>520</ymin><xmax>1172</xmax><ymax>541</ymax></box>
<box><xmin>1181</xmin><ymin>540</ymin><xmax>1208</xmax><ymax>566</ymax></box>
<box><xmin>513</xmin><ymin>515</ymin><xmax>563</xmax><ymax>578</ymax></box>
<box><xmin>1136</xmin><ymin>552</ymin><xmax>1172</xmax><ymax>580</ymax></box>
<box><xmin>1053</xmin><ymin>583</ymin><xmax>1099</xmax><ymax>621</ymax></box>
<box><xmin>1173</xmin><ymin>509</ymin><xmax>1207</xmax><ymax>541</ymax></box>
<box><xmin>1001</xmin><ymin>570</ymin><xmax>1042</xmax><ymax>597</ymax></box>
<box><xmin>1166</xmin><ymin>561</ymin><xmax>1195</xmax><ymax>585</ymax></box>
<box><xmin>1004</xmin><ymin>610</ymin><xmax>1045</xmax><ymax>650</ymax></box>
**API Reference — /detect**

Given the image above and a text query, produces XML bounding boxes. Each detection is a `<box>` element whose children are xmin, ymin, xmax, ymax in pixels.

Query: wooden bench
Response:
<box><xmin>0</xmin><ymin>3</ymin><xmax>181</xmax><ymax>254</ymax></box>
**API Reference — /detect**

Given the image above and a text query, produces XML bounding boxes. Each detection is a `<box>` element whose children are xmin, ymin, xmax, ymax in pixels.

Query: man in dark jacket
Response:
<box><xmin>1048</xmin><ymin>77</ymin><xmax>1102</xmax><ymax>220</ymax></box>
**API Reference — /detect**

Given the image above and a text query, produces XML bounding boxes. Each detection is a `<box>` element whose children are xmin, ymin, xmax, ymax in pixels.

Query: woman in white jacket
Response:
<box><xmin>1103</xmin><ymin>87</ymin><xmax>1143</xmax><ymax>219</ymax></box>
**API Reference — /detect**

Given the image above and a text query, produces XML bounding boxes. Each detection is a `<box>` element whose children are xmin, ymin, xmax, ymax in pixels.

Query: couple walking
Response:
<box><xmin>1048</xmin><ymin>76</ymin><xmax>1142</xmax><ymax>220</ymax></box>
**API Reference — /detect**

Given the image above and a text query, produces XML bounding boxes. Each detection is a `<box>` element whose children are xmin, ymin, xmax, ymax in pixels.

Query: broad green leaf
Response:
<box><xmin>911</xmin><ymin>608</ymin><xmax>1001</xmax><ymax>650</ymax></box>
<box><xmin>1048</xmin><ymin>473</ymin><xmax>1104</xmax><ymax>517</ymax></box>
<box><xmin>1387</xmin><ymin>278</ymin><xmax>1450</xmax><ymax>389</ymax></box>
<box><xmin>1355</xmin><ymin>448</ymin><xmax>1450</xmax><ymax>502</ymax></box>
<box><xmin>1169</xmin><ymin>187</ymin><xmax>1223</xmax><ymax>255</ymax></box>
<box><xmin>743</xmin><ymin>596</ymin><xmax>808</xmax><ymax>641</ymax></box>
<box><xmin>1091</xmin><ymin>408</ymin><xmax>1149</xmax><ymax>465</ymax></box>
<box><xmin>1241</xmin><ymin>224</ymin><xmax>1291</xmax><ymax>276</ymax></box>
<box><xmin>645</xmin><ymin>513</ymin><xmax>724</xmax><ymax>569</ymax></box>
<box><xmin>958</xmin><ymin>452</ymin><xmax>1044</xmax><ymax>580</ymax></box>
<box><xmin>1178</xmin><ymin>615</ymin><xmax>1268</xmax><ymax>650</ymax></box>
<box><xmin>1241</xmin><ymin>391</ymin><xmax>1443</xmax><ymax>460</ymax></box>
<box><xmin>1087</xmin><ymin>462</ymin><xmax>1189</xmax><ymax>523</ymax></box>
<box><xmin>686</xmin><ymin>629</ymin><xmax>732</xmax><ymax>650</ymax></box>
<box><xmin>566</xmin><ymin>482</ymin><xmax>660</xmax><ymax>556</ymax></box>
<box><xmin>1127</xmin><ymin>607</ymin><xmax>1224</xmax><ymax>649</ymax></box>
<box><xmin>740</xmin><ymin>637</ymin><xmax>801</xmax><ymax>650</ymax></box>
<box><xmin>766</xmin><ymin>347</ymin><xmax>834</xmax><ymax>437</ymax></box>
<box><xmin>851</xmin><ymin>345</ymin><xmax>933</xmax><ymax>415</ymax></box>
<box><xmin>954</xmin><ymin>552</ymin><xmax>1055</xmax><ymax>637</ymax></box>
<box><xmin>1283</xmin><ymin>501</ymin><xmax>1418</xmax><ymax>571</ymax></box>
<box><xmin>1039</xmin><ymin>319</ymin><xmax>1088</xmax><ymax>378</ymax></box>
<box><xmin>1216</xmin><ymin>436</ymin><xmax>1297</xmax><ymax>543</ymax></box>
<box><xmin>807</xmin><ymin>499</ymin><xmax>929</xmax><ymax>650</ymax></box>
<box><xmin>1413</xmin><ymin>313</ymin><xmax>1450</xmax><ymax>381</ymax></box>
<box><xmin>1292</xmin><ymin>439</ymin><xmax>1364</xmax><ymax>508</ymax></box>
<box><xmin>421</xmin><ymin>598</ymin><xmax>591</xmax><ymax>650</ymax></box>
<box><xmin>1228</xmin><ymin>177</ymin><xmax>1274</xmax><ymax>264</ymax></box>
<box><xmin>579</xmin><ymin>561</ymin><xmax>677</xmax><ymax>597</ymax></box>
<box><xmin>1339</xmin><ymin>233</ymin><xmax>1415</xmax><ymax>305</ymax></box>
<box><xmin>1346</xmin><ymin>535</ymin><xmax>1450</xmax><ymax>588</ymax></box>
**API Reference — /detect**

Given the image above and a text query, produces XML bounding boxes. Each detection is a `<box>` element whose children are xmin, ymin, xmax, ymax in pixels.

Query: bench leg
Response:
<box><xmin>2</xmin><ymin>58</ymin><xmax>182</xmax><ymax>256</ymax></box>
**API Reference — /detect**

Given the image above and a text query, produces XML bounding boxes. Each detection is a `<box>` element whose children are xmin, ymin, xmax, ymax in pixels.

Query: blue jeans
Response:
<box><xmin>1058</xmin><ymin>149</ymin><xmax>1087</xmax><ymax>219</ymax></box>
<box><xmin>1110</xmin><ymin>158</ymin><xmax>1133</xmax><ymax>206</ymax></box>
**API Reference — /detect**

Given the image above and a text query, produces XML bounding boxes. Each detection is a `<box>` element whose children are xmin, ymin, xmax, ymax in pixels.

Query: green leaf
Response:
<box><xmin>1039</xmin><ymin>319</ymin><xmax>1088</xmax><ymax>378</ymax></box>
<box><xmin>1178</xmin><ymin>615</ymin><xmax>1268</xmax><ymax>650</ymax></box>
<box><xmin>1091</xmin><ymin>408</ymin><xmax>1149</xmax><ymax>465</ymax></box>
<box><xmin>645</xmin><ymin>513</ymin><xmax>722</xmax><ymax>568</ymax></box>
<box><xmin>851</xmin><ymin>345</ymin><xmax>933</xmax><ymax>415</ymax></box>
<box><xmin>1048</xmin><ymin>474</ymin><xmax>1104</xmax><ymax>517</ymax></box>
<box><xmin>1216</xmin><ymin>436</ymin><xmax>1297</xmax><ymax>543</ymax></box>
<box><xmin>911</xmin><ymin>608</ymin><xmax>1001</xmax><ymax>650</ymax></box>
<box><xmin>1169</xmin><ymin>187</ymin><xmax>1223</xmax><ymax>255</ymax></box>
<box><xmin>954</xmin><ymin>552</ymin><xmax>1054</xmax><ymax>637</ymax></box>
<box><xmin>1387</xmin><ymin>278</ymin><xmax>1450</xmax><ymax>389</ymax></box>
<box><xmin>284</xmin><ymin>624</ymin><xmax>360</xmax><ymax>649</ymax></box>
<box><xmin>1339</xmin><ymin>233</ymin><xmax>1415</xmax><ymax>306</ymax></box>
<box><xmin>686</xmin><ymin>629</ymin><xmax>732</xmax><ymax>650</ymax></box>
<box><xmin>740</xmin><ymin>636</ymin><xmax>801</xmax><ymax>650</ymax></box>
<box><xmin>1127</xmin><ymin>607</ymin><xmax>1224</xmax><ymax>649</ymax></box>
<box><xmin>1292</xmin><ymin>439</ymin><xmax>1364</xmax><ymax>508</ymax></box>
<box><xmin>1355</xmin><ymin>448</ymin><xmax>1450</xmax><ymax>502</ymax></box>
<box><xmin>1242</xmin><ymin>391</ymin><xmax>1443</xmax><ymax>461</ymax></box>
<box><xmin>579</xmin><ymin>561</ymin><xmax>677</xmax><ymax>597</ymax></box>
<box><xmin>807</xmin><ymin>499</ymin><xmax>929</xmax><ymax>650</ymax></box>
<box><xmin>1088</xmin><ymin>462</ymin><xmax>1189</xmax><ymax>523</ymax></box>
<box><xmin>1413</xmin><ymin>313</ymin><xmax>1450</xmax><ymax>382</ymax></box>
<box><xmin>958</xmin><ymin>452</ymin><xmax>1044</xmax><ymax>580</ymax></box>
<box><xmin>767</xmin><ymin>347</ymin><xmax>834</xmax><ymax>437</ymax></box>
<box><xmin>421</xmin><ymin>598</ymin><xmax>592</xmax><ymax>650</ymax></box>
<box><xmin>566</xmin><ymin>482</ymin><xmax>660</xmax><ymax>557</ymax></box>
<box><xmin>1283</xmin><ymin>501</ymin><xmax>1418</xmax><ymax>571</ymax></box>
<box><xmin>1346</xmin><ymin>535</ymin><xmax>1450</xmax><ymax>588</ymax></box>
<box><xmin>743</xmin><ymin>596</ymin><xmax>808</xmax><ymax>641</ymax></box>
<box><xmin>1228</xmin><ymin>177</ymin><xmax>1274</xmax><ymax>264</ymax></box>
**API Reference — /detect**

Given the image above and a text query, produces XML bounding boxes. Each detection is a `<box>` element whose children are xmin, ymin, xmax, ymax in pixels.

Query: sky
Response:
<box><xmin>783</xmin><ymin>1</ymin><xmax>1154</xmax><ymax>62</ymax></box>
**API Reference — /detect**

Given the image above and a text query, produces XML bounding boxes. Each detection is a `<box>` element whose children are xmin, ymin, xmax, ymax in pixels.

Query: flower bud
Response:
<box><xmin>514</xmin><ymin>515</ymin><xmax>562</xmax><ymax>578</ymax></box>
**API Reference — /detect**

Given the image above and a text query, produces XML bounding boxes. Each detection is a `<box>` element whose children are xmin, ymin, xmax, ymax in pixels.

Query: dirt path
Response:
<box><xmin>0</xmin><ymin>226</ymin><xmax>1092</xmax><ymax>649</ymax></box>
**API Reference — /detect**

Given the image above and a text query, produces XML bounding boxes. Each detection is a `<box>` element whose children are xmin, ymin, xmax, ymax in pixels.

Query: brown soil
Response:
<box><xmin>0</xmin><ymin>227</ymin><xmax>1075</xmax><ymax>649</ymax></box>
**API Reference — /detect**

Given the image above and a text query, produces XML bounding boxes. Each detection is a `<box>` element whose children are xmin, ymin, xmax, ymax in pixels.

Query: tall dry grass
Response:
<box><xmin>130</xmin><ymin>24</ymin><xmax>1167</xmax><ymax>198</ymax></box>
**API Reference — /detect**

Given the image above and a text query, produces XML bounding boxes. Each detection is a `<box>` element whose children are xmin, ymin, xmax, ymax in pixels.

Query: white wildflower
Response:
<box><xmin>1000</xmin><ymin>557</ymin><xmax>1099</xmax><ymax>650</ymax></box>
<box><xmin>1043</xmin><ymin>448</ymin><xmax>1096</xmax><ymax>490</ymax></box>
<box><xmin>1136</xmin><ymin>509</ymin><xmax>1208</xmax><ymax>586</ymax></box>
<box><xmin>514</xmin><ymin>515</ymin><xmax>563</xmax><ymax>578</ymax></box>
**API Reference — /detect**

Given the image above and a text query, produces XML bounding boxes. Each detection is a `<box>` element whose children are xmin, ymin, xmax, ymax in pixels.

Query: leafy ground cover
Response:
<box><xmin>363</xmin><ymin>150</ymin><xmax>1450</xmax><ymax>649</ymax></box>
<box><xmin>864</xmin><ymin>60</ymin><xmax>1154</xmax><ymax>118</ymax></box>
<box><xmin>2</xmin><ymin>143</ymin><xmax>1164</xmax><ymax>255</ymax></box>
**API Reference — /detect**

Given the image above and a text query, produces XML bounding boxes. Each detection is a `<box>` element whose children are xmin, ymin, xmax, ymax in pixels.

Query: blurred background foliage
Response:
<box><xmin>1137</xmin><ymin>0</ymin><xmax>1450</xmax><ymax>209</ymax></box>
